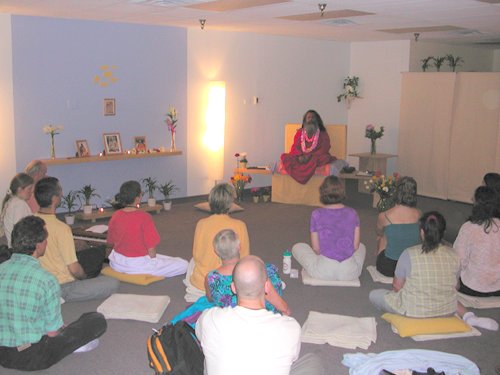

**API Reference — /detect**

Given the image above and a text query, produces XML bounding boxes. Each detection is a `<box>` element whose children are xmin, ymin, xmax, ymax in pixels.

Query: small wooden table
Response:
<box><xmin>75</xmin><ymin>203</ymin><xmax>162</xmax><ymax>223</ymax></box>
<box><xmin>349</xmin><ymin>153</ymin><xmax>397</xmax><ymax>192</ymax></box>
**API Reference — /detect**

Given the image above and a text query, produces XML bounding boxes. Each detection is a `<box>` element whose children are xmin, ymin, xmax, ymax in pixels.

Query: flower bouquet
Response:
<box><xmin>365</xmin><ymin>172</ymin><xmax>400</xmax><ymax>212</ymax></box>
<box><xmin>43</xmin><ymin>124</ymin><xmax>64</xmax><ymax>159</ymax></box>
<box><xmin>165</xmin><ymin>106</ymin><xmax>177</xmax><ymax>151</ymax></box>
<box><xmin>230</xmin><ymin>172</ymin><xmax>252</xmax><ymax>202</ymax></box>
<box><xmin>365</xmin><ymin>124</ymin><xmax>384</xmax><ymax>154</ymax></box>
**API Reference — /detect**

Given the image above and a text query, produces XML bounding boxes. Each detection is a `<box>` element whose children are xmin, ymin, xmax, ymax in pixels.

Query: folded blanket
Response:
<box><xmin>301</xmin><ymin>311</ymin><xmax>376</xmax><ymax>350</ymax></box>
<box><xmin>97</xmin><ymin>293</ymin><xmax>170</xmax><ymax>323</ymax></box>
<box><xmin>342</xmin><ymin>349</ymin><xmax>480</xmax><ymax>375</ymax></box>
<box><xmin>410</xmin><ymin>326</ymin><xmax>481</xmax><ymax>342</ymax></box>
<box><xmin>457</xmin><ymin>292</ymin><xmax>500</xmax><ymax>309</ymax></box>
<box><xmin>367</xmin><ymin>265</ymin><xmax>393</xmax><ymax>284</ymax></box>
<box><xmin>301</xmin><ymin>269</ymin><xmax>360</xmax><ymax>287</ymax></box>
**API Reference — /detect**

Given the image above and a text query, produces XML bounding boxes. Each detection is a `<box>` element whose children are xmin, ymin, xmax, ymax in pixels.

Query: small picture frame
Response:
<box><xmin>75</xmin><ymin>139</ymin><xmax>90</xmax><ymax>157</ymax></box>
<box><xmin>134</xmin><ymin>136</ymin><xmax>147</xmax><ymax>153</ymax></box>
<box><xmin>103</xmin><ymin>133</ymin><xmax>122</xmax><ymax>155</ymax></box>
<box><xmin>103</xmin><ymin>98</ymin><xmax>116</xmax><ymax>116</ymax></box>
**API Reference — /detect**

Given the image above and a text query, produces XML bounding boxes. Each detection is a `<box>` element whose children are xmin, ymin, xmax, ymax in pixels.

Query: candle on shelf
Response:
<box><xmin>99</xmin><ymin>207</ymin><xmax>104</xmax><ymax>213</ymax></box>
<box><xmin>99</xmin><ymin>152</ymin><xmax>103</xmax><ymax>157</ymax></box>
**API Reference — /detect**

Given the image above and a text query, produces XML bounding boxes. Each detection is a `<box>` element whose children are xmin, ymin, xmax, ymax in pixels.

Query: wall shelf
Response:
<box><xmin>42</xmin><ymin>150</ymin><xmax>182</xmax><ymax>166</ymax></box>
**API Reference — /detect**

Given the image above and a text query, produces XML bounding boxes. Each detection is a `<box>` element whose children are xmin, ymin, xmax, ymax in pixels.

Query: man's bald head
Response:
<box><xmin>232</xmin><ymin>255</ymin><xmax>267</xmax><ymax>300</ymax></box>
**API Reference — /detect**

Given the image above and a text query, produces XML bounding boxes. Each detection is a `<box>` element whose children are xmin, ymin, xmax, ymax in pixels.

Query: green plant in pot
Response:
<box><xmin>142</xmin><ymin>177</ymin><xmax>158</xmax><ymax>207</ymax></box>
<box><xmin>78</xmin><ymin>184</ymin><xmax>100</xmax><ymax>214</ymax></box>
<box><xmin>61</xmin><ymin>190</ymin><xmax>78</xmax><ymax>225</ymax></box>
<box><xmin>158</xmin><ymin>180</ymin><xmax>178</xmax><ymax>211</ymax></box>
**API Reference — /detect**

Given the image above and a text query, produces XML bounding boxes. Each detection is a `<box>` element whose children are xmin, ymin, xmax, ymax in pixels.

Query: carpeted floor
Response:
<box><xmin>2</xmin><ymin>181</ymin><xmax>499</xmax><ymax>375</ymax></box>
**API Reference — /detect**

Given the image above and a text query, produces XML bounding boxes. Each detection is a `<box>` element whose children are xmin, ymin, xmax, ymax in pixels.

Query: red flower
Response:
<box><xmin>234</xmin><ymin>153</ymin><xmax>240</xmax><ymax>158</ymax></box>
<box><xmin>375</xmin><ymin>170</ymin><xmax>382</xmax><ymax>177</ymax></box>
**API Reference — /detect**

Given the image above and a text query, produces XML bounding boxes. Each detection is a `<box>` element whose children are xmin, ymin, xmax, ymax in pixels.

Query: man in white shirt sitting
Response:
<box><xmin>196</xmin><ymin>255</ymin><xmax>324</xmax><ymax>375</ymax></box>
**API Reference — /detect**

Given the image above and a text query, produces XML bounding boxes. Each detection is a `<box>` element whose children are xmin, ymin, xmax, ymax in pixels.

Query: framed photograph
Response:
<box><xmin>134</xmin><ymin>136</ymin><xmax>147</xmax><ymax>153</ymax></box>
<box><xmin>103</xmin><ymin>133</ymin><xmax>122</xmax><ymax>155</ymax></box>
<box><xmin>103</xmin><ymin>98</ymin><xmax>116</xmax><ymax>116</ymax></box>
<box><xmin>75</xmin><ymin>139</ymin><xmax>90</xmax><ymax>157</ymax></box>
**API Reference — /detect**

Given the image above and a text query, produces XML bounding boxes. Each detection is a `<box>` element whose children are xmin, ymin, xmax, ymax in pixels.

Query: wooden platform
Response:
<box><xmin>74</xmin><ymin>203</ymin><xmax>162</xmax><ymax>223</ymax></box>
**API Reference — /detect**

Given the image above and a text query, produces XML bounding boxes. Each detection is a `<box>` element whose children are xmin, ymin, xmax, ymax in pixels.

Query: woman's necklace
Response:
<box><xmin>301</xmin><ymin>129</ymin><xmax>319</xmax><ymax>153</ymax></box>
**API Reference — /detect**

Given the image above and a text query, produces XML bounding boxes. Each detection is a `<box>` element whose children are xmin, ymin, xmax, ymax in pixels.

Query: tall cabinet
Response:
<box><xmin>398</xmin><ymin>72</ymin><xmax>500</xmax><ymax>203</ymax></box>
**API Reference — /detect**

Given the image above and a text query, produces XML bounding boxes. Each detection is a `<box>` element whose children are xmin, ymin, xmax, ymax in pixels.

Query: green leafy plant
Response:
<box><xmin>158</xmin><ymin>180</ymin><xmax>178</xmax><ymax>201</ymax></box>
<box><xmin>421</xmin><ymin>56</ymin><xmax>434</xmax><ymax>72</ymax></box>
<box><xmin>337</xmin><ymin>76</ymin><xmax>360</xmax><ymax>103</ymax></box>
<box><xmin>61</xmin><ymin>191</ymin><xmax>79</xmax><ymax>215</ymax></box>
<box><xmin>432</xmin><ymin>56</ymin><xmax>446</xmax><ymax>72</ymax></box>
<box><xmin>142</xmin><ymin>177</ymin><xmax>157</xmax><ymax>199</ymax></box>
<box><xmin>446</xmin><ymin>54</ymin><xmax>464</xmax><ymax>72</ymax></box>
<box><xmin>78</xmin><ymin>184</ymin><xmax>100</xmax><ymax>206</ymax></box>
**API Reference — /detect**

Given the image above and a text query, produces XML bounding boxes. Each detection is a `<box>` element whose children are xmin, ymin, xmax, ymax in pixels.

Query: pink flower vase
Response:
<box><xmin>170</xmin><ymin>131</ymin><xmax>176</xmax><ymax>152</ymax></box>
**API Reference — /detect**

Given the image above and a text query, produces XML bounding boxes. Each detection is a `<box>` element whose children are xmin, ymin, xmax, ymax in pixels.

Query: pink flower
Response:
<box><xmin>234</xmin><ymin>153</ymin><xmax>240</xmax><ymax>158</ymax></box>
<box><xmin>366</xmin><ymin>124</ymin><xmax>374</xmax><ymax>131</ymax></box>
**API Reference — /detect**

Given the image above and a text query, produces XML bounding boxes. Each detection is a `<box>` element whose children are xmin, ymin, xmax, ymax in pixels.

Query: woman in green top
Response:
<box><xmin>375</xmin><ymin>176</ymin><xmax>421</xmax><ymax>277</ymax></box>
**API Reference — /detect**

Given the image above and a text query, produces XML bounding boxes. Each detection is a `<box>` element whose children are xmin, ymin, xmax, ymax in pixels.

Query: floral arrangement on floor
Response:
<box><xmin>337</xmin><ymin>76</ymin><xmax>360</xmax><ymax>104</ymax></box>
<box><xmin>231</xmin><ymin>172</ymin><xmax>252</xmax><ymax>201</ymax></box>
<box><xmin>365</xmin><ymin>124</ymin><xmax>384</xmax><ymax>154</ymax></box>
<box><xmin>165</xmin><ymin>106</ymin><xmax>178</xmax><ymax>151</ymax></box>
<box><xmin>251</xmin><ymin>187</ymin><xmax>261</xmax><ymax>197</ymax></box>
<box><xmin>43</xmin><ymin>124</ymin><xmax>64</xmax><ymax>159</ymax></box>
<box><xmin>365</xmin><ymin>172</ymin><xmax>400</xmax><ymax>211</ymax></box>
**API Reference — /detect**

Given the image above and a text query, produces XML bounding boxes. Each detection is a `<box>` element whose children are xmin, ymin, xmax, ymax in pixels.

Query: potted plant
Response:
<box><xmin>432</xmin><ymin>56</ymin><xmax>446</xmax><ymax>72</ymax></box>
<box><xmin>262</xmin><ymin>186</ymin><xmax>271</xmax><ymax>202</ymax></box>
<box><xmin>446</xmin><ymin>54</ymin><xmax>464</xmax><ymax>72</ymax></box>
<box><xmin>420</xmin><ymin>56</ymin><xmax>434</xmax><ymax>72</ymax></box>
<box><xmin>142</xmin><ymin>177</ymin><xmax>158</xmax><ymax>207</ymax></box>
<box><xmin>61</xmin><ymin>190</ymin><xmax>78</xmax><ymax>225</ymax></box>
<box><xmin>158</xmin><ymin>180</ymin><xmax>178</xmax><ymax>211</ymax></box>
<box><xmin>77</xmin><ymin>184</ymin><xmax>100</xmax><ymax>214</ymax></box>
<box><xmin>251</xmin><ymin>187</ymin><xmax>261</xmax><ymax>203</ymax></box>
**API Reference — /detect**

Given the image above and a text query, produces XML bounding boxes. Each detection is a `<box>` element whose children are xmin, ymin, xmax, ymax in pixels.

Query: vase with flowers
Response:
<box><xmin>230</xmin><ymin>172</ymin><xmax>252</xmax><ymax>202</ymax></box>
<box><xmin>165</xmin><ymin>106</ymin><xmax>177</xmax><ymax>151</ymax></box>
<box><xmin>365</xmin><ymin>172</ymin><xmax>400</xmax><ymax>212</ymax></box>
<box><xmin>365</xmin><ymin>124</ymin><xmax>384</xmax><ymax>155</ymax></box>
<box><xmin>43</xmin><ymin>124</ymin><xmax>64</xmax><ymax>159</ymax></box>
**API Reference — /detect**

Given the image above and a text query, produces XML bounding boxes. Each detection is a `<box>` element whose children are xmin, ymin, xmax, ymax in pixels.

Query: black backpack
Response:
<box><xmin>147</xmin><ymin>321</ymin><xmax>204</xmax><ymax>375</ymax></box>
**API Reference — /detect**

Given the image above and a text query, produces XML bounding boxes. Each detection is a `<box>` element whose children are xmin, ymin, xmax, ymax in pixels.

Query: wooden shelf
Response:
<box><xmin>43</xmin><ymin>151</ymin><xmax>182</xmax><ymax>166</ymax></box>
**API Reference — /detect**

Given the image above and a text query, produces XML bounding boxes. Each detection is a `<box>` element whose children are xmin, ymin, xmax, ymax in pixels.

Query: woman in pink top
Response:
<box><xmin>454</xmin><ymin>186</ymin><xmax>500</xmax><ymax>296</ymax></box>
<box><xmin>107</xmin><ymin>180</ymin><xmax>188</xmax><ymax>277</ymax></box>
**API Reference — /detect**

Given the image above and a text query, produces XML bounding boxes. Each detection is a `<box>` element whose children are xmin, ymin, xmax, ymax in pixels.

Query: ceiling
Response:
<box><xmin>1</xmin><ymin>0</ymin><xmax>500</xmax><ymax>46</ymax></box>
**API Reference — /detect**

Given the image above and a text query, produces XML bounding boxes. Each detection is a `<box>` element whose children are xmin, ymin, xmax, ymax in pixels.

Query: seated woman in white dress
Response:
<box><xmin>106</xmin><ymin>180</ymin><xmax>188</xmax><ymax>277</ymax></box>
<box><xmin>292</xmin><ymin>176</ymin><xmax>366</xmax><ymax>281</ymax></box>
<box><xmin>454</xmin><ymin>186</ymin><xmax>500</xmax><ymax>297</ymax></box>
<box><xmin>370</xmin><ymin>211</ymin><xmax>498</xmax><ymax>331</ymax></box>
<box><xmin>1</xmin><ymin>173</ymin><xmax>34</xmax><ymax>246</ymax></box>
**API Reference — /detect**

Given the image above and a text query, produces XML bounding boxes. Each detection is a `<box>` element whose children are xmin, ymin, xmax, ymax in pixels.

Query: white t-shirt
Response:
<box><xmin>196</xmin><ymin>306</ymin><xmax>301</xmax><ymax>375</ymax></box>
<box><xmin>1</xmin><ymin>196</ymin><xmax>32</xmax><ymax>246</ymax></box>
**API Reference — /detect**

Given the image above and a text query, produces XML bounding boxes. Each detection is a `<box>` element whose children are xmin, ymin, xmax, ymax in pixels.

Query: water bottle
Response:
<box><xmin>283</xmin><ymin>250</ymin><xmax>292</xmax><ymax>274</ymax></box>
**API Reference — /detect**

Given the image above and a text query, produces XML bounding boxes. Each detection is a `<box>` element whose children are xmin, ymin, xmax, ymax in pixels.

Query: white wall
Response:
<box><xmin>0</xmin><ymin>14</ymin><xmax>16</xmax><ymax>196</ymax></box>
<box><xmin>409</xmin><ymin>41</ymin><xmax>493</xmax><ymax>72</ymax></box>
<box><xmin>348</xmin><ymin>40</ymin><xmax>411</xmax><ymax>174</ymax></box>
<box><xmin>187</xmin><ymin>30</ymin><xmax>350</xmax><ymax>196</ymax></box>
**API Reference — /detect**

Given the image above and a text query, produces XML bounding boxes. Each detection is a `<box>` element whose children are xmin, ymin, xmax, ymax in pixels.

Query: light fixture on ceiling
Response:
<box><xmin>318</xmin><ymin>3</ymin><xmax>327</xmax><ymax>17</ymax></box>
<box><xmin>414</xmin><ymin>32</ymin><xmax>420</xmax><ymax>42</ymax></box>
<box><xmin>199</xmin><ymin>19</ymin><xmax>206</xmax><ymax>30</ymax></box>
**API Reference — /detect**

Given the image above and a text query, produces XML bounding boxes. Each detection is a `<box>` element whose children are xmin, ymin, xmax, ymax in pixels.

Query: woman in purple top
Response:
<box><xmin>292</xmin><ymin>176</ymin><xmax>366</xmax><ymax>280</ymax></box>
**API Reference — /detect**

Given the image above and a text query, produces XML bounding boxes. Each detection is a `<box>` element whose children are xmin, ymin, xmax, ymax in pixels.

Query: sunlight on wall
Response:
<box><xmin>203</xmin><ymin>81</ymin><xmax>226</xmax><ymax>152</ymax></box>
<box><xmin>202</xmin><ymin>81</ymin><xmax>226</xmax><ymax>183</ymax></box>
